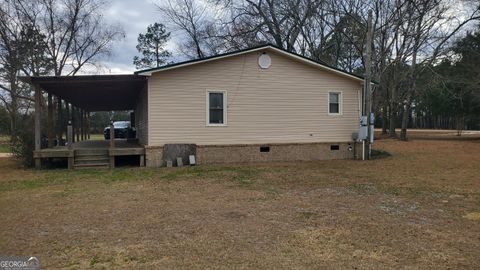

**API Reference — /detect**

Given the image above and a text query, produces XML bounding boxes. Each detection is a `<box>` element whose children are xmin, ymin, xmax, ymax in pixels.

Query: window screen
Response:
<box><xmin>329</xmin><ymin>92</ymin><xmax>340</xmax><ymax>114</ymax></box>
<box><xmin>209</xmin><ymin>92</ymin><xmax>224</xmax><ymax>124</ymax></box>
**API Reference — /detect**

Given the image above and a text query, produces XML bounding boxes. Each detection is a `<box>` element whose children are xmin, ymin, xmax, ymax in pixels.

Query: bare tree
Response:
<box><xmin>0</xmin><ymin>0</ymin><xmax>124</xmax><ymax>146</ymax></box>
<box><xmin>219</xmin><ymin>0</ymin><xmax>321</xmax><ymax>51</ymax></box>
<box><xmin>158</xmin><ymin>0</ymin><xmax>480</xmax><ymax>141</ymax></box>
<box><xmin>0</xmin><ymin>0</ymin><xmax>49</xmax><ymax>141</ymax></box>
<box><xmin>398</xmin><ymin>0</ymin><xmax>480</xmax><ymax>140</ymax></box>
<box><xmin>29</xmin><ymin>0</ymin><xmax>125</xmax><ymax>75</ymax></box>
<box><xmin>157</xmin><ymin>0</ymin><xmax>213</xmax><ymax>59</ymax></box>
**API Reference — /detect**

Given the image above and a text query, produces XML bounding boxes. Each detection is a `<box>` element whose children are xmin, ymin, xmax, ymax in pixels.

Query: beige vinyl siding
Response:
<box><xmin>147</xmin><ymin>49</ymin><xmax>362</xmax><ymax>146</ymax></box>
<box><xmin>135</xmin><ymin>85</ymin><xmax>148</xmax><ymax>145</ymax></box>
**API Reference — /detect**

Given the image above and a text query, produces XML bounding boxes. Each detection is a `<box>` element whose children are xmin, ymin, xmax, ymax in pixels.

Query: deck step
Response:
<box><xmin>74</xmin><ymin>149</ymin><xmax>110</xmax><ymax>169</ymax></box>
<box><xmin>74</xmin><ymin>158</ymin><xmax>110</xmax><ymax>165</ymax></box>
<box><xmin>75</xmin><ymin>153</ymin><xmax>109</xmax><ymax>157</ymax></box>
<box><xmin>75</xmin><ymin>155</ymin><xmax>109</xmax><ymax>160</ymax></box>
<box><xmin>75</xmin><ymin>150</ymin><xmax>109</xmax><ymax>156</ymax></box>
<box><xmin>73</xmin><ymin>162</ymin><xmax>110</xmax><ymax>169</ymax></box>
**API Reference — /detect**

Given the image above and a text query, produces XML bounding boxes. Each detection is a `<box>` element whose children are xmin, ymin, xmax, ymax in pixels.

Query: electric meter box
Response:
<box><xmin>360</xmin><ymin>116</ymin><xmax>368</xmax><ymax>126</ymax></box>
<box><xmin>358</xmin><ymin>116</ymin><xmax>368</xmax><ymax>140</ymax></box>
<box><xmin>358</xmin><ymin>126</ymin><xmax>368</xmax><ymax>140</ymax></box>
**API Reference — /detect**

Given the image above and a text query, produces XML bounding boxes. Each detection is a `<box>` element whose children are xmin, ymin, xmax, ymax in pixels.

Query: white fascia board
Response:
<box><xmin>136</xmin><ymin>47</ymin><xmax>268</xmax><ymax>76</ymax></box>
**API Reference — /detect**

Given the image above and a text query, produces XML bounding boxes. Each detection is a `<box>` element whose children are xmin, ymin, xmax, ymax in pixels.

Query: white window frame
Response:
<box><xmin>206</xmin><ymin>90</ymin><xmax>228</xmax><ymax>126</ymax></box>
<box><xmin>328</xmin><ymin>91</ymin><xmax>343</xmax><ymax>116</ymax></box>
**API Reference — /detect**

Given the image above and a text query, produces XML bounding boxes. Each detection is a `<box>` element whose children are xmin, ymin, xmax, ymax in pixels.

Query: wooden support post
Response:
<box><xmin>80</xmin><ymin>109</ymin><xmax>84</xmax><ymax>141</ymax></box>
<box><xmin>66</xmin><ymin>103</ymin><xmax>70</xmax><ymax>141</ymax></box>
<box><xmin>140</xmin><ymin>155</ymin><xmax>145</xmax><ymax>167</ymax></box>
<box><xmin>109</xmin><ymin>121</ymin><xmax>115</xmax><ymax>169</ymax></box>
<box><xmin>67</xmin><ymin>121</ymin><xmax>73</xmax><ymax>148</ymax></box>
<box><xmin>75</xmin><ymin>107</ymin><xmax>80</xmax><ymax>142</ymax></box>
<box><xmin>34</xmin><ymin>86</ymin><xmax>42</xmax><ymax>169</ymax></box>
<box><xmin>68</xmin><ymin>156</ymin><xmax>74</xmax><ymax>170</ymax></box>
<box><xmin>72</xmin><ymin>106</ymin><xmax>75</xmax><ymax>142</ymax></box>
<box><xmin>109</xmin><ymin>122</ymin><xmax>115</xmax><ymax>148</ymax></box>
<box><xmin>47</xmin><ymin>93</ymin><xmax>54</xmax><ymax>148</ymax></box>
<box><xmin>84</xmin><ymin>111</ymin><xmax>87</xmax><ymax>140</ymax></box>
<box><xmin>84</xmin><ymin>110</ymin><xmax>87</xmax><ymax>140</ymax></box>
<box><xmin>71</xmin><ymin>106</ymin><xmax>75</xmax><ymax>143</ymax></box>
<box><xmin>67</xmin><ymin>121</ymin><xmax>74</xmax><ymax>169</ymax></box>
<box><xmin>87</xmin><ymin>112</ymin><xmax>91</xmax><ymax>140</ymax></box>
<box><xmin>56</xmin><ymin>97</ymin><xmax>63</xmax><ymax>145</ymax></box>
<box><xmin>363</xmin><ymin>9</ymin><xmax>373</xmax><ymax>160</ymax></box>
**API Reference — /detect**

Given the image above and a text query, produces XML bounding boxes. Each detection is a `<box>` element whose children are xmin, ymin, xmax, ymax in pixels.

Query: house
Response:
<box><xmin>23</xmin><ymin>44</ymin><xmax>368</xmax><ymax>169</ymax></box>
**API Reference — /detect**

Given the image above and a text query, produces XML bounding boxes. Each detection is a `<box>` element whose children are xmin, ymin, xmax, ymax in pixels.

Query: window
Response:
<box><xmin>329</xmin><ymin>92</ymin><xmax>341</xmax><ymax>115</ymax></box>
<box><xmin>207</xmin><ymin>91</ymin><xmax>226</xmax><ymax>125</ymax></box>
<box><xmin>113</xmin><ymin>121</ymin><xmax>130</xmax><ymax>128</ymax></box>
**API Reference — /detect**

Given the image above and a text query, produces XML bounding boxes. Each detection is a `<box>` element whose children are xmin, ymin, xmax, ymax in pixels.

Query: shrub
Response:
<box><xmin>11</xmin><ymin>115</ymin><xmax>34</xmax><ymax>167</ymax></box>
<box><xmin>370</xmin><ymin>149</ymin><xmax>392</xmax><ymax>159</ymax></box>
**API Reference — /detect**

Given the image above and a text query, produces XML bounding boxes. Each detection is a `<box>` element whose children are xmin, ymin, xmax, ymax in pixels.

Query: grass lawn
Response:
<box><xmin>375</xmin><ymin>128</ymin><xmax>480</xmax><ymax>140</ymax></box>
<box><xmin>0</xmin><ymin>135</ymin><xmax>11</xmax><ymax>153</ymax></box>
<box><xmin>0</xmin><ymin>137</ymin><xmax>479</xmax><ymax>269</ymax></box>
<box><xmin>0</xmin><ymin>143</ymin><xmax>10</xmax><ymax>153</ymax></box>
<box><xmin>89</xmin><ymin>133</ymin><xmax>105</xmax><ymax>141</ymax></box>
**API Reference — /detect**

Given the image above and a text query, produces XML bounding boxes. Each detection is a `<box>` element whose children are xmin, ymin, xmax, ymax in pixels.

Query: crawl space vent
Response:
<box><xmin>260</xmin><ymin>146</ymin><xmax>270</xmax><ymax>152</ymax></box>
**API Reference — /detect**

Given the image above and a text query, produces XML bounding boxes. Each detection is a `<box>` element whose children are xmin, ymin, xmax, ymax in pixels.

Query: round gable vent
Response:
<box><xmin>258</xmin><ymin>53</ymin><xmax>271</xmax><ymax>69</ymax></box>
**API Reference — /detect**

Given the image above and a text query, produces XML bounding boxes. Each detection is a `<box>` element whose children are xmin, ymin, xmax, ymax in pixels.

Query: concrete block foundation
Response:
<box><xmin>145</xmin><ymin>146</ymin><xmax>164</xmax><ymax>167</ymax></box>
<box><xmin>196</xmin><ymin>142</ymin><xmax>356</xmax><ymax>165</ymax></box>
<box><xmin>145</xmin><ymin>142</ymin><xmax>357</xmax><ymax>167</ymax></box>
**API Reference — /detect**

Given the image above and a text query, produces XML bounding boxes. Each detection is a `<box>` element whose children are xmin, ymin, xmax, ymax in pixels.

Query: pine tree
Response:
<box><xmin>133</xmin><ymin>23</ymin><xmax>171</xmax><ymax>69</ymax></box>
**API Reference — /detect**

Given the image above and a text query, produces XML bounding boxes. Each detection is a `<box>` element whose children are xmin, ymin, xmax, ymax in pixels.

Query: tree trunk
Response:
<box><xmin>400</xmin><ymin>103</ymin><xmax>410</xmax><ymax>141</ymax></box>
<box><xmin>9</xmin><ymin>100</ymin><xmax>18</xmax><ymax>141</ymax></box>
<box><xmin>381</xmin><ymin>103</ymin><xmax>388</xmax><ymax>134</ymax></box>
<box><xmin>388</xmin><ymin>84</ymin><xmax>397</xmax><ymax>137</ymax></box>
<box><xmin>9</xmin><ymin>82</ymin><xmax>19</xmax><ymax>144</ymax></box>
<box><xmin>456</xmin><ymin>115</ymin><xmax>464</xmax><ymax>136</ymax></box>
<box><xmin>389</xmin><ymin>107</ymin><xmax>396</xmax><ymax>137</ymax></box>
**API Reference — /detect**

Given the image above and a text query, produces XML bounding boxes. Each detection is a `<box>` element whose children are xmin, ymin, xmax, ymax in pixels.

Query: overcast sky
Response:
<box><xmin>92</xmin><ymin>0</ymin><xmax>473</xmax><ymax>75</ymax></box>
<box><xmin>97</xmin><ymin>0</ymin><xmax>177</xmax><ymax>74</ymax></box>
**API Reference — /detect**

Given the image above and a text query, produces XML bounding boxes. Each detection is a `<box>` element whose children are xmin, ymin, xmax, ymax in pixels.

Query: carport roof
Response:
<box><xmin>20</xmin><ymin>74</ymin><xmax>147</xmax><ymax>111</ymax></box>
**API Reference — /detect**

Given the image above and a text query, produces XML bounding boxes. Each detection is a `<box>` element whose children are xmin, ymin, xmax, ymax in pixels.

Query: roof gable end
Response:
<box><xmin>135</xmin><ymin>44</ymin><xmax>366</xmax><ymax>83</ymax></box>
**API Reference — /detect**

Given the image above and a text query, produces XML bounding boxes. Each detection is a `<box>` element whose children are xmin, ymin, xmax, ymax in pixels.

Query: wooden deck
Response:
<box><xmin>34</xmin><ymin>139</ymin><xmax>145</xmax><ymax>169</ymax></box>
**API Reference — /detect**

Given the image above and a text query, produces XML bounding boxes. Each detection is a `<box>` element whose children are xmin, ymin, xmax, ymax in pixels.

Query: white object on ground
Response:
<box><xmin>189</xmin><ymin>155</ymin><xmax>196</xmax><ymax>166</ymax></box>
<box><xmin>176</xmin><ymin>157</ymin><xmax>183</xmax><ymax>167</ymax></box>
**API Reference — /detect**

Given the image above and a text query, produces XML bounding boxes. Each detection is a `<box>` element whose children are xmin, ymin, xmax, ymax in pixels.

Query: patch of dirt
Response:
<box><xmin>463</xmin><ymin>212</ymin><xmax>480</xmax><ymax>221</ymax></box>
<box><xmin>0</xmin><ymin>157</ymin><xmax>35</xmax><ymax>181</ymax></box>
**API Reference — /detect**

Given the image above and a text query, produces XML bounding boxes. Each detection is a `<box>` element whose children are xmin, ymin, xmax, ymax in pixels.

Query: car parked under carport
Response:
<box><xmin>104</xmin><ymin>121</ymin><xmax>136</xmax><ymax>140</ymax></box>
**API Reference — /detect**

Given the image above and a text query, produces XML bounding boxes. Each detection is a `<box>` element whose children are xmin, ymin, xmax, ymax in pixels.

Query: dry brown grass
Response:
<box><xmin>375</xmin><ymin>128</ymin><xmax>480</xmax><ymax>141</ymax></box>
<box><xmin>0</xmin><ymin>138</ymin><xmax>479</xmax><ymax>269</ymax></box>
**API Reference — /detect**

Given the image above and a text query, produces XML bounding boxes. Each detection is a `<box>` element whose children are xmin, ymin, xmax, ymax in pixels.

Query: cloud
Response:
<box><xmin>98</xmin><ymin>0</ymin><xmax>168</xmax><ymax>74</ymax></box>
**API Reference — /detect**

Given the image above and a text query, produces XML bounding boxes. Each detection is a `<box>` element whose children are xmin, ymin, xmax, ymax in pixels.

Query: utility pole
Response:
<box><xmin>363</xmin><ymin>9</ymin><xmax>373</xmax><ymax>160</ymax></box>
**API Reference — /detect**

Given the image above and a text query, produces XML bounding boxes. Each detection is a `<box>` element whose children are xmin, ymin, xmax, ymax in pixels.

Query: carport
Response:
<box><xmin>20</xmin><ymin>75</ymin><xmax>148</xmax><ymax>169</ymax></box>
